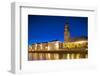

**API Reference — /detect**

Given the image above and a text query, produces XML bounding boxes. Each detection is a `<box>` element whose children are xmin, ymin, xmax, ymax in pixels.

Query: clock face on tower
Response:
<box><xmin>28</xmin><ymin>15</ymin><xmax>88</xmax><ymax>61</ymax></box>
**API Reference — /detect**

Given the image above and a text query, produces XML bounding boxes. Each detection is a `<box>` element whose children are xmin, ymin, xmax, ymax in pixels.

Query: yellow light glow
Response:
<box><xmin>40</xmin><ymin>44</ymin><xmax>43</xmax><ymax>50</ymax></box>
<box><xmin>76</xmin><ymin>53</ymin><xmax>80</xmax><ymax>59</ymax></box>
<box><xmin>55</xmin><ymin>42</ymin><xmax>59</xmax><ymax>50</ymax></box>
<box><xmin>71</xmin><ymin>53</ymin><xmax>75</xmax><ymax>59</ymax></box>
<box><xmin>74</xmin><ymin>41</ymin><xmax>87</xmax><ymax>44</ymax></box>
<box><xmin>48</xmin><ymin>46</ymin><xmax>50</xmax><ymax>50</ymax></box>
<box><xmin>67</xmin><ymin>54</ymin><xmax>70</xmax><ymax>59</ymax></box>
<box><xmin>35</xmin><ymin>44</ymin><xmax>37</xmax><ymax>50</ymax></box>
<box><xmin>54</xmin><ymin>54</ymin><xmax>59</xmax><ymax>59</ymax></box>
<box><xmin>47</xmin><ymin>53</ymin><xmax>51</xmax><ymax>59</ymax></box>
<box><xmin>63</xmin><ymin>40</ymin><xmax>87</xmax><ymax>49</ymax></box>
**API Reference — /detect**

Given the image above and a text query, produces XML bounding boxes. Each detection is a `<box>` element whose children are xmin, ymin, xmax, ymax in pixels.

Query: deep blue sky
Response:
<box><xmin>28</xmin><ymin>15</ymin><xmax>88</xmax><ymax>45</ymax></box>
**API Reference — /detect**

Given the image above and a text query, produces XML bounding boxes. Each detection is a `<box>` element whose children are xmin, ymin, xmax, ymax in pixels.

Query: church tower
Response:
<box><xmin>64</xmin><ymin>22</ymin><xmax>70</xmax><ymax>43</ymax></box>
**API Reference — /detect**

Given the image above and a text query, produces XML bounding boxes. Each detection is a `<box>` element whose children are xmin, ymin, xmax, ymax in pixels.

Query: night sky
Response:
<box><xmin>28</xmin><ymin>15</ymin><xmax>88</xmax><ymax>45</ymax></box>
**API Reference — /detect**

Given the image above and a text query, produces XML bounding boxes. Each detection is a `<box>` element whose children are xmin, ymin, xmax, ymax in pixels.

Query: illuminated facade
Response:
<box><xmin>28</xmin><ymin>22</ymin><xmax>88</xmax><ymax>60</ymax></box>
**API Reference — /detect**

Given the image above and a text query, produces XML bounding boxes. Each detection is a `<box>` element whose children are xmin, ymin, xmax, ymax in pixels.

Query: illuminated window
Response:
<box><xmin>48</xmin><ymin>46</ymin><xmax>50</xmax><ymax>50</ymax></box>
<box><xmin>40</xmin><ymin>43</ymin><xmax>43</xmax><ymax>50</ymax></box>
<box><xmin>55</xmin><ymin>42</ymin><xmax>59</xmax><ymax>50</ymax></box>
<box><xmin>35</xmin><ymin>44</ymin><xmax>37</xmax><ymax>51</ymax></box>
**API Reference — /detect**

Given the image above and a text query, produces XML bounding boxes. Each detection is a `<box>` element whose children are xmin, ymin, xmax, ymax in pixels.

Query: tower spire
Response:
<box><xmin>64</xmin><ymin>21</ymin><xmax>70</xmax><ymax>43</ymax></box>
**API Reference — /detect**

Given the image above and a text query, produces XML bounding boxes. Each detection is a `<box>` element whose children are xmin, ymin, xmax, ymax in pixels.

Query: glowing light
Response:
<box><xmin>67</xmin><ymin>54</ymin><xmax>70</xmax><ymax>59</ymax></box>
<box><xmin>74</xmin><ymin>41</ymin><xmax>87</xmax><ymax>44</ymax></box>
<box><xmin>55</xmin><ymin>42</ymin><xmax>59</xmax><ymax>50</ymax></box>
<box><xmin>76</xmin><ymin>53</ymin><xmax>80</xmax><ymax>59</ymax></box>
<box><xmin>71</xmin><ymin>54</ymin><xmax>75</xmax><ymax>59</ymax></box>
<box><xmin>48</xmin><ymin>53</ymin><xmax>51</xmax><ymax>59</ymax></box>
<box><xmin>35</xmin><ymin>44</ymin><xmax>37</xmax><ymax>50</ymax></box>
<box><xmin>54</xmin><ymin>54</ymin><xmax>59</xmax><ymax>59</ymax></box>
<box><xmin>45</xmin><ymin>46</ymin><xmax>48</xmax><ymax>50</ymax></box>
<box><xmin>48</xmin><ymin>46</ymin><xmax>50</xmax><ymax>50</ymax></box>
<box><xmin>63</xmin><ymin>40</ymin><xmax>88</xmax><ymax>49</ymax></box>
<box><xmin>40</xmin><ymin>43</ymin><xmax>43</xmax><ymax>50</ymax></box>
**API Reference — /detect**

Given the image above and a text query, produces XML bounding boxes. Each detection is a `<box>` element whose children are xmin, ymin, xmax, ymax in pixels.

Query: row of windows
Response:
<box><xmin>63</xmin><ymin>42</ymin><xmax>88</xmax><ymax>49</ymax></box>
<box><xmin>29</xmin><ymin>41</ymin><xmax>88</xmax><ymax>51</ymax></box>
